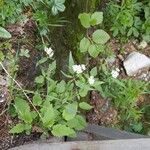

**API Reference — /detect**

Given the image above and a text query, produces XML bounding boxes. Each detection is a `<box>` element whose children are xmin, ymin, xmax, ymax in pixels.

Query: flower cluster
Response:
<box><xmin>111</xmin><ymin>68</ymin><xmax>120</xmax><ymax>78</ymax></box>
<box><xmin>88</xmin><ymin>76</ymin><xmax>95</xmax><ymax>85</ymax></box>
<box><xmin>72</xmin><ymin>64</ymin><xmax>86</xmax><ymax>74</ymax></box>
<box><xmin>44</xmin><ymin>47</ymin><xmax>54</xmax><ymax>58</ymax></box>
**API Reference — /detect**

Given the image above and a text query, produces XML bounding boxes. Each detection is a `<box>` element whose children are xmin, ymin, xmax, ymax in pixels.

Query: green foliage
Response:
<box><xmin>67</xmin><ymin>115</ymin><xmax>87</xmax><ymax>131</ymax></box>
<box><xmin>0</xmin><ymin>26</ymin><xmax>11</xmax><ymax>38</ymax></box>
<box><xmin>104</xmin><ymin>0</ymin><xmax>150</xmax><ymax>41</ymax></box>
<box><xmin>35</xmin><ymin>75</ymin><xmax>45</xmax><ymax>84</ymax></box>
<box><xmin>19</xmin><ymin>49</ymin><xmax>30</xmax><ymax>58</ymax></box>
<box><xmin>79</xmin><ymin>102</ymin><xmax>93</xmax><ymax>110</ymax></box>
<box><xmin>51</xmin><ymin>0</ymin><xmax>66</xmax><ymax>15</ymax></box>
<box><xmin>0</xmin><ymin>0</ymin><xmax>66</xmax><ymax>39</ymax></box>
<box><xmin>10</xmin><ymin>54</ymin><xmax>96</xmax><ymax>137</ymax></box>
<box><xmin>52</xmin><ymin>124</ymin><xmax>75</xmax><ymax>137</ymax></box>
<box><xmin>80</xmin><ymin>37</ymin><xmax>91</xmax><ymax>52</ymax></box>
<box><xmin>10</xmin><ymin>123</ymin><xmax>32</xmax><ymax>134</ymax></box>
<box><xmin>41</xmin><ymin>101</ymin><xmax>55</xmax><ymax>127</ymax></box>
<box><xmin>98</xmin><ymin>67</ymin><xmax>148</xmax><ymax>132</ymax></box>
<box><xmin>62</xmin><ymin>103</ymin><xmax>78</xmax><ymax>121</ymax></box>
<box><xmin>142</xmin><ymin>2</ymin><xmax>150</xmax><ymax>42</ymax></box>
<box><xmin>79</xmin><ymin>12</ymin><xmax>110</xmax><ymax>58</ymax></box>
<box><xmin>92</xmin><ymin>29</ymin><xmax>110</xmax><ymax>44</ymax></box>
<box><xmin>0</xmin><ymin>51</ymin><xmax>4</xmax><ymax>61</ymax></box>
<box><xmin>14</xmin><ymin>97</ymin><xmax>33</xmax><ymax>124</ymax></box>
<box><xmin>32</xmin><ymin>92</ymin><xmax>43</xmax><ymax>106</ymax></box>
<box><xmin>78</xmin><ymin>12</ymin><xmax>103</xmax><ymax>28</ymax></box>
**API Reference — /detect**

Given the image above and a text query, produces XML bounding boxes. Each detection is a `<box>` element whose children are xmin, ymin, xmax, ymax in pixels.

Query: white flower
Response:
<box><xmin>44</xmin><ymin>47</ymin><xmax>54</xmax><ymax>58</ymax></box>
<box><xmin>88</xmin><ymin>76</ymin><xmax>95</xmax><ymax>85</ymax></box>
<box><xmin>138</xmin><ymin>41</ymin><xmax>147</xmax><ymax>49</ymax></box>
<box><xmin>115</xmin><ymin>68</ymin><xmax>120</xmax><ymax>72</ymax></box>
<box><xmin>111</xmin><ymin>68</ymin><xmax>120</xmax><ymax>78</ymax></box>
<box><xmin>81</xmin><ymin>64</ymin><xmax>86</xmax><ymax>71</ymax></box>
<box><xmin>72</xmin><ymin>64</ymin><xmax>86</xmax><ymax>74</ymax></box>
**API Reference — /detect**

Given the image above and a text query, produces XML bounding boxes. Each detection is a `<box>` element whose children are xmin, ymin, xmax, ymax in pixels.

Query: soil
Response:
<box><xmin>87</xmin><ymin>91</ymin><xmax>117</xmax><ymax>126</ymax></box>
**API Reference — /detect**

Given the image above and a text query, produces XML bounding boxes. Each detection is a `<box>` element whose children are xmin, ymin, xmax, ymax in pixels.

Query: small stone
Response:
<box><xmin>117</xmin><ymin>54</ymin><xmax>124</xmax><ymax>61</ymax></box>
<box><xmin>123</xmin><ymin>52</ymin><xmax>150</xmax><ymax>76</ymax></box>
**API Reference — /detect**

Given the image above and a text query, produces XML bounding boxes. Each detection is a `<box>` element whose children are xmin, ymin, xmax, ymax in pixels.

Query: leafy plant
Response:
<box><xmin>9</xmin><ymin>52</ymin><xmax>104</xmax><ymax>137</ymax></box>
<box><xmin>142</xmin><ymin>1</ymin><xmax>150</xmax><ymax>42</ymax></box>
<box><xmin>78</xmin><ymin>12</ymin><xmax>110</xmax><ymax>58</ymax></box>
<box><xmin>97</xmin><ymin>66</ymin><xmax>148</xmax><ymax>132</ymax></box>
<box><xmin>104</xmin><ymin>0</ymin><xmax>149</xmax><ymax>41</ymax></box>
<box><xmin>0</xmin><ymin>0</ymin><xmax>66</xmax><ymax>39</ymax></box>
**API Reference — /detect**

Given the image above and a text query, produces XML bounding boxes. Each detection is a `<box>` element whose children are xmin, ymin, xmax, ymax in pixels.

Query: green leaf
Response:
<box><xmin>80</xmin><ymin>37</ymin><xmax>90</xmax><ymax>52</ymax></box>
<box><xmin>19</xmin><ymin>49</ymin><xmax>30</xmax><ymax>58</ymax></box>
<box><xmin>14</xmin><ymin>98</ymin><xmax>33</xmax><ymax>124</ymax></box>
<box><xmin>67</xmin><ymin>115</ymin><xmax>87</xmax><ymax>131</ymax></box>
<box><xmin>90</xmin><ymin>67</ymin><xmax>97</xmax><ymax>76</ymax></box>
<box><xmin>76</xmin><ymin>81</ymin><xmax>91</xmax><ymax>97</ymax></box>
<box><xmin>92</xmin><ymin>29</ymin><xmax>110</xmax><ymax>44</ymax></box>
<box><xmin>41</xmin><ymin>102</ymin><xmax>55</xmax><ymax>127</ymax></box>
<box><xmin>91</xmin><ymin>12</ymin><xmax>103</xmax><ymax>25</ymax></box>
<box><xmin>88</xmin><ymin>44</ymin><xmax>99</xmax><ymax>58</ymax></box>
<box><xmin>113</xmin><ymin>28</ymin><xmax>119</xmax><ymax>37</ymax></box>
<box><xmin>35</xmin><ymin>75</ymin><xmax>44</xmax><ymax>84</ymax></box>
<box><xmin>93</xmin><ymin>81</ymin><xmax>104</xmax><ymax>91</ymax></box>
<box><xmin>48</xmin><ymin>61</ymin><xmax>56</xmax><ymax>73</ymax></box>
<box><xmin>51</xmin><ymin>0</ymin><xmax>66</xmax><ymax>15</ymax></box>
<box><xmin>52</xmin><ymin>124</ymin><xmax>76</xmax><ymax>137</ymax></box>
<box><xmin>78</xmin><ymin>13</ymin><xmax>91</xmax><ymax>28</ymax></box>
<box><xmin>132</xmin><ymin>122</ymin><xmax>143</xmax><ymax>133</ymax></box>
<box><xmin>96</xmin><ymin>44</ymin><xmax>105</xmax><ymax>52</ymax></box>
<box><xmin>69</xmin><ymin>52</ymin><xmax>75</xmax><ymax>73</ymax></box>
<box><xmin>36</xmin><ymin>57</ymin><xmax>48</xmax><ymax>67</ymax></box>
<box><xmin>62</xmin><ymin>103</ymin><xmax>77</xmax><ymax>120</ymax></box>
<box><xmin>79</xmin><ymin>88</ymin><xmax>89</xmax><ymax>97</ymax></box>
<box><xmin>0</xmin><ymin>27</ymin><xmax>12</xmax><ymax>39</ymax></box>
<box><xmin>79</xmin><ymin>102</ymin><xmax>93</xmax><ymax>110</ymax></box>
<box><xmin>127</xmin><ymin>28</ymin><xmax>133</xmax><ymax>37</ymax></box>
<box><xmin>56</xmin><ymin>4</ymin><xmax>65</xmax><ymax>12</ymax></box>
<box><xmin>9</xmin><ymin>123</ymin><xmax>26</xmax><ymax>134</ymax></box>
<box><xmin>22</xmin><ymin>0</ymin><xmax>33</xmax><ymax>6</ymax></box>
<box><xmin>88</xmin><ymin>44</ymin><xmax>105</xmax><ymax>58</ymax></box>
<box><xmin>33</xmin><ymin>92</ymin><xmax>42</xmax><ymax>106</ymax></box>
<box><xmin>56</xmin><ymin>80</ymin><xmax>66</xmax><ymax>93</ymax></box>
<box><xmin>0</xmin><ymin>51</ymin><xmax>4</xmax><ymax>61</ymax></box>
<box><xmin>142</xmin><ymin>34</ymin><xmax>150</xmax><ymax>43</ymax></box>
<box><xmin>133</xmin><ymin>27</ymin><xmax>139</xmax><ymax>37</ymax></box>
<box><xmin>52</xmin><ymin>6</ymin><xmax>58</xmax><ymax>15</ymax></box>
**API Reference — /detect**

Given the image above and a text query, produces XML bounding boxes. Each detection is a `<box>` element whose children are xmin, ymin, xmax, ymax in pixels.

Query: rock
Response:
<box><xmin>123</xmin><ymin>52</ymin><xmax>150</xmax><ymax>76</ymax></box>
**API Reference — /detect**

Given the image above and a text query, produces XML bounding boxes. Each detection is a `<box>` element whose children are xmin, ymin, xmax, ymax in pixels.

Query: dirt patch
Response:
<box><xmin>87</xmin><ymin>91</ymin><xmax>118</xmax><ymax>126</ymax></box>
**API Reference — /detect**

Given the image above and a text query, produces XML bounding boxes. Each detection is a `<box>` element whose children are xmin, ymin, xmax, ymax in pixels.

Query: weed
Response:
<box><xmin>98</xmin><ymin>65</ymin><xmax>148</xmax><ymax>132</ymax></box>
<box><xmin>78</xmin><ymin>12</ymin><xmax>110</xmax><ymax>58</ymax></box>
<box><xmin>104</xmin><ymin>0</ymin><xmax>150</xmax><ymax>42</ymax></box>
